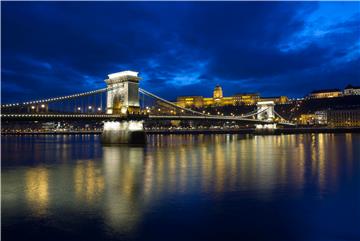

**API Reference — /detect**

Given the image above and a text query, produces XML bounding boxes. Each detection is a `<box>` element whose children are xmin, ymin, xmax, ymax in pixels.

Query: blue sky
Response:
<box><xmin>2</xmin><ymin>2</ymin><xmax>360</xmax><ymax>102</ymax></box>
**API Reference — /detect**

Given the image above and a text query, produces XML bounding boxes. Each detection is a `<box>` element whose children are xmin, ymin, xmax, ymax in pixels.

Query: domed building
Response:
<box><xmin>213</xmin><ymin>85</ymin><xmax>223</xmax><ymax>100</ymax></box>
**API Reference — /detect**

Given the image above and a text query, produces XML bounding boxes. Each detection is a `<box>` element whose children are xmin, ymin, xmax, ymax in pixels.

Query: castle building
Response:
<box><xmin>260</xmin><ymin>96</ymin><xmax>289</xmax><ymax>104</ymax></box>
<box><xmin>176</xmin><ymin>85</ymin><xmax>288</xmax><ymax>108</ymax></box>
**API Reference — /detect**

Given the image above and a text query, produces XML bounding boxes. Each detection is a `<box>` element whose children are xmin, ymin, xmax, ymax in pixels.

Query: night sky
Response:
<box><xmin>2</xmin><ymin>2</ymin><xmax>360</xmax><ymax>103</ymax></box>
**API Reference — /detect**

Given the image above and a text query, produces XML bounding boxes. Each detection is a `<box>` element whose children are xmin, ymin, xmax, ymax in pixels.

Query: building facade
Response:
<box><xmin>176</xmin><ymin>85</ymin><xmax>286</xmax><ymax>108</ymax></box>
<box><xmin>176</xmin><ymin>96</ymin><xmax>204</xmax><ymax>108</ymax></box>
<box><xmin>343</xmin><ymin>85</ymin><xmax>360</xmax><ymax>96</ymax></box>
<box><xmin>314</xmin><ymin>111</ymin><xmax>328</xmax><ymax>125</ymax></box>
<box><xmin>308</xmin><ymin>89</ymin><xmax>342</xmax><ymax>99</ymax></box>
<box><xmin>260</xmin><ymin>96</ymin><xmax>288</xmax><ymax>104</ymax></box>
<box><xmin>327</xmin><ymin>109</ymin><xmax>360</xmax><ymax>127</ymax></box>
<box><xmin>233</xmin><ymin>93</ymin><xmax>260</xmax><ymax>105</ymax></box>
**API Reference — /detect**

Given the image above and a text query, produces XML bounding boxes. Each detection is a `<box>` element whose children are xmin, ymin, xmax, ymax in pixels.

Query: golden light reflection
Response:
<box><xmin>102</xmin><ymin>146</ymin><xmax>145</xmax><ymax>233</ymax></box>
<box><xmin>74</xmin><ymin>160</ymin><xmax>105</xmax><ymax>203</ymax></box>
<box><xmin>296</xmin><ymin>135</ymin><xmax>305</xmax><ymax>190</ymax></box>
<box><xmin>214</xmin><ymin>140</ymin><xmax>225</xmax><ymax>193</ymax></box>
<box><xmin>25</xmin><ymin>167</ymin><xmax>49</xmax><ymax>216</ymax></box>
<box><xmin>345</xmin><ymin>133</ymin><xmax>353</xmax><ymax>175</ymax></box>
<box><xmin>318</xmin><ymin>134</ymin><xmax>326</xmax><ymax>192</ymax></box>
<box><xmin>201</xmin><ymin>145</ymin><xmax>212</xmax><ymax>192</ymax></box>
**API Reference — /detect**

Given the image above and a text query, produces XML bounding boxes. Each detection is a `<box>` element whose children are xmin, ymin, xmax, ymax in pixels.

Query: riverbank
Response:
<box><xmin>147</xmin><ymin>127</ymin><xmax>360</xmax><ymax>135</ymax></box>
<box><xmin>2</xmin><ymin>127</ymin><xmax>360</xmax><ymax>135</ymax></box>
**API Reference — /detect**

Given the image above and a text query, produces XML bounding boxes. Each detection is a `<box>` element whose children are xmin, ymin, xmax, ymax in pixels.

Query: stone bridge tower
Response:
<box><xmin>256</xmin><ymin>101</ymin><xmax>276</xmax><ymax>129</ymax></box>
<box><xmin>256</xmin><ymin>101</ymin><xmax>275</xmax><ymax>121</ymax></box>
<box><xmin>102</xmin><ymin>71</ymin><xmax>145</xmax><ymax>145</ymax></box>
<box><xmin>105</xmin><ymin>71</ymin><xmax>141</xmax><ymax>115</ymax></box>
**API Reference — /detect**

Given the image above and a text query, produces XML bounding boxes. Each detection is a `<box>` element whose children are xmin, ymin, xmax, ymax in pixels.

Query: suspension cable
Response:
<box><xmin>139</xmin><ymin>88</ymin><xmax>207</xmax><ymax>116</ymax></box>
<box><xmin>140</xmin><ymin>88</ymin><xmax>274</xmax><ymax>119</ymax></box>
<box><xmin>1</xmin><ymin>87</ymin><xmax>109</xmax><ymax>108</ymax></box>
<box><xmin>240</xmin><ymin>107</ymin><xmax>268</xmax><ymax>118</ymax></box>
<box><xmin>273</xmin><ymin>110</ymin><xmax>290</xmax><ymax>122</ymax></box>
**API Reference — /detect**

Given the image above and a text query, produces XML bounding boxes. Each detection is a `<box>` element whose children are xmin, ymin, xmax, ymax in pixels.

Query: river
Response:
<box><xmin>2</xmin><ymin>133</ymin><xmax>360</xmax><ymax>241</ymax></box>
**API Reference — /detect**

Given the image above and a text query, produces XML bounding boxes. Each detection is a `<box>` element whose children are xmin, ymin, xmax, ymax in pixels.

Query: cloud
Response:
<box><xmin>1</xmin><ymin>2</ymin><xmax>359</xmax><ymax>103</ymax></box>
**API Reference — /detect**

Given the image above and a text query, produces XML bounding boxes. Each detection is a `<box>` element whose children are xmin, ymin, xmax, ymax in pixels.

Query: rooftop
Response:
<box><xmin>262</xmin><ymin>96</ymin><xmax>284</xmax><ymax>99</ymax></box>
<box><xmin>233</xmin><ymin>93</ymin><xmax>260</xmax><ymax>96</ymax></box>
<box><xmin>345</xmin><ymin>84</ymin><xmax>360</xmax><ymax>89</ymax></box>
<box><xmin>310</xmin><ymin>89</ymin><xmax>341</xmax><ymax>94</ymax></box>
<box><xmin>108</xmin><ymin>70</ymin><xmax>139</xmax><ymax>79</ymax></box>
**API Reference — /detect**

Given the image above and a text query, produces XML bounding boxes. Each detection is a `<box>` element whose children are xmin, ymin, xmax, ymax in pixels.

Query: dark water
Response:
<box><xmin>2</xmin><ymin>134</ymin><xmax>360</xmax><ymax>241</ymax></box>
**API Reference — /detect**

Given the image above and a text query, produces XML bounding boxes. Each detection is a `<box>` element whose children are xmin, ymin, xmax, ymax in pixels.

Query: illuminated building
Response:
<box><xmin>233</xmin><ymin>93</ymin><xmax>260</xmax><ymax>105</ymax></box>
<box><xmin>221</xmin><ymin>97</ymin><xmax>235</xmax><ymax>106</ymax></box>
<box><xmin>176</xmin><ymin>85</ymin><xmax>278</xmax><ymax>107</ymax></box>
<box><xmin>298</xmin><ymin>114</ymin><xmax>316</xmax><ymax>125</ymax></box>
<box><xmin>327</xmin><ymin>109</ymin><xmax>360</xmax><ymax>127</ymax></box>
<box><xmin>260</xmin><ymin>96</ymin><xmax>288</xmax><ymax>104</ymax></box>
<box><xmin>343</xmin><ymin>84</ymin><xmax>360</xmax><ymax>96</ymax></box>
<box><xmin>314</xmin><ymin>111</ymin><xmax>327</xmax><ymax>125</ymax></box>
<box><xmin>203</xmin><ymin>97</ymin><xmax>214</xmax><ymax>106</ymax></box>
<box><xmin>176</xmin><ymin>96</ymin><xmax>204</xmax><ymax>108</ymax></box>
<box><xmin>213</xmin><ymin>85</ymin><xmax>223</xmax><ymax>105</ymax></box>
<box><xmin>308</xmin><ymin>89</ymin><xmax>342</xmax><ymax>99</ymax></box>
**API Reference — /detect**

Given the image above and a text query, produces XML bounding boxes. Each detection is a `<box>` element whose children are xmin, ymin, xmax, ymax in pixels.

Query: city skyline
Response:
<box><xmin>2</xmin><ymin>2</ymin><xmax>360</xmax><ymax>103</ymax></box>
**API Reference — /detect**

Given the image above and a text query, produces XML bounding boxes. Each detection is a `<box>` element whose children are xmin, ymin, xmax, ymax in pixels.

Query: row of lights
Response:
<box><xmin>2</xmin><ymin>88</ymin><xmax>108</xmax><ymax>108</ymax></box>
<box><xmin>31</xmin><ymin>104</ymin><xmax>46</xmax><ymax>109</ymax></box>
<box><xmin>1</xmin><ymin>113</ymin><xmax>280</xmax><ymax>123</ymax></box>
<box><xmin>1</xmin><ymin>114</ymin><xmax>122</xmax><ymax>118</ymax></box>
<box><xmin>27</xmin><ymin>105</ymin><xmax>103</xmax><ymax>111</ymax></box>
<box><xmin>77</xmin><ymin>106</ymin><xmax>102</xmax><ymax>111</ymax></box>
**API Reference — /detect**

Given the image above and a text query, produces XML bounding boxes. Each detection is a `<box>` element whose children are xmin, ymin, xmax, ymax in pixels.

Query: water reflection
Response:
<box><xmin>74</xmin><ymin>160</ymin><xmax>105</xmax><ymax>203</ymax></box>
<box><xmin>102</xmin><ymin>146</ymin><xmax>144</xmax><ymax>232</ymax></box>
<box><xmin>25</xmin><ymin>167</ymin><xmax>49</xmax><ymax>216</ymax></box>
<box><xmin>2</xmin><ymin>134</ymin><xmax>359</xmax><ymax>240</ymax></box>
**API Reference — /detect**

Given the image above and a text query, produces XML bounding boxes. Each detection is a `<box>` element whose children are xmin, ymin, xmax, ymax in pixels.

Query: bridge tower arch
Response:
<box><xmin>102</xmin><ymin>71</ymin><xmax>145</xmax><ymax>145</ymax></box>
<box><xmin>105</xmin><ymin>71</ymin><xmax>141</xmax><ymax>115</ymax></box>
<box><xmin>256</xmin><ymin>101</ymin><xmax>276</xmax><ymax>129</ymax></box>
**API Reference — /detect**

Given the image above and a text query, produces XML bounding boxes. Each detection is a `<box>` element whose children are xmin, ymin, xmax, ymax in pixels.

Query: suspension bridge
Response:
<box><xmin>1</xmin><ymin>71</ymin><xmax>294</xmax><ymax>143</ymax></box>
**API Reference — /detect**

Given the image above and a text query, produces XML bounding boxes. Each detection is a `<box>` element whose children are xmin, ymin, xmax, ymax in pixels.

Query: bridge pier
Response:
<box><xmin>101</xmin><ymin>120</ymin><xmax>146</xmax><ymax>145</ymax></box>
<box><xmin>255</xmin><ymin>123</ymin><xmax>277</xmax><ymax>129</ymax></box>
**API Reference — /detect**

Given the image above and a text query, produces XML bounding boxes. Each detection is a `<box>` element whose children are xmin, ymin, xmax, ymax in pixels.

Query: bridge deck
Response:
<box><xmin>1</xmin><ymin>113</ymin><xmax>295</xmax><ymax>126</ymax></box>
